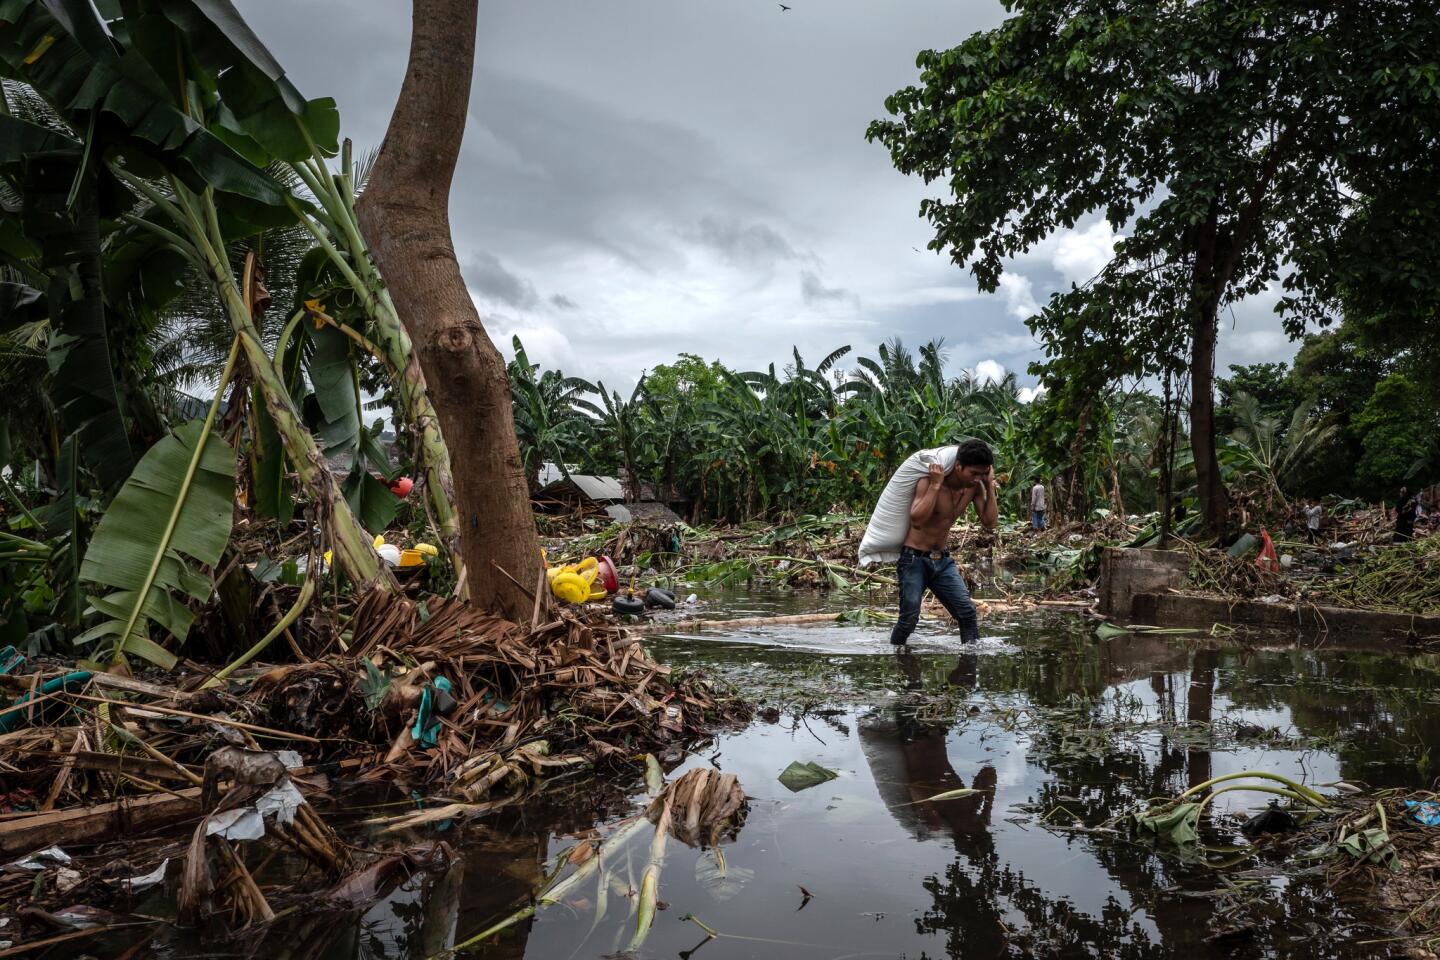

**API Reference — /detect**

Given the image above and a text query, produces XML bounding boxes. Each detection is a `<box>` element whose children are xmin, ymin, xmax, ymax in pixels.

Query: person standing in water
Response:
<box><xmin>1029</xmin><ymin>479</ymin><xmax>1047</xmax><ymax>531</ymax></box>
<box><xmin>890</xmin><ymin>439</ymin><xmax>998</xmax><ymax>646</ymax></box>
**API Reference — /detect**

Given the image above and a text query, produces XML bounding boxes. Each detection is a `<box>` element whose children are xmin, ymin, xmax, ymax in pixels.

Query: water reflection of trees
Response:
<box><xmin>863</xmin><ymin>636</ymin><xmax>1417</xmax><ymax>958</ymax></box>
<box><xmin>861</xmin><ymin>656</ymin><xmax>1172</xmax><ymax>959</ymax></box>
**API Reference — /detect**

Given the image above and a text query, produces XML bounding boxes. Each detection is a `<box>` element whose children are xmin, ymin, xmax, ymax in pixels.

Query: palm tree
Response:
<box><xmin>507</xmin><ymin>337</ymin><xmax>601</xmax><ymax>491</ymax></box>
<box><xmin>1226</xmin><ymin>392</ymin><xmax>1337</xmax><ymax>508</ymax></box>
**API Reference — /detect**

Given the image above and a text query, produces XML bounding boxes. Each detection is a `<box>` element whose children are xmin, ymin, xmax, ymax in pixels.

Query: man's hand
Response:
<box><xmin>972</xmin><ymin>478</ymin><xmax>988</xmax><ymax>501</ymax></box>
<box><xmin>927</xmin><ymin>463</ymin><xmax>945</xmax><ymax>483</ymax></box>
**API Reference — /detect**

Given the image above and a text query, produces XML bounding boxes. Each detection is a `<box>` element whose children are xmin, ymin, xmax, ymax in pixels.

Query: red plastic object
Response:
<box><xmin>390</xmin><ymin>476</ymin><xmax>414</xmax><ymax>498</ymax></box>
<box><xmin>597</xmin><ymin>555</ymin><xmax>620</xmax><ymax>592</ymax></box>
<box><xmin>1256</xmin><ymin>528</ymin><xmax>1279</xmax><ymax>572</ymax></box>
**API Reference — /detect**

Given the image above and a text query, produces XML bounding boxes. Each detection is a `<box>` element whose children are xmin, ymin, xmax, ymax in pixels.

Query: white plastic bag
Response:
<box><xmin>857</xmin><ymin>445</ymin><xmax>958</xmax><ymax>567</ymax></box>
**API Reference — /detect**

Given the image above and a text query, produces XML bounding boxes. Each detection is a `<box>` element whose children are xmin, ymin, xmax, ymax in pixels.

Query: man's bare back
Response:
<box><xmin>904</xmin><ymin>462</ymin><xmax>997</xmax><ymax>551</ymax></box>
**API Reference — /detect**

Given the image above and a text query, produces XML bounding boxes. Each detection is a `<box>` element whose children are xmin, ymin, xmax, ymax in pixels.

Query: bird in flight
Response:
<box><xmin>779</xmin><ymin>3</ymin><xmax>792</xmax><ymax>10</ymax></box>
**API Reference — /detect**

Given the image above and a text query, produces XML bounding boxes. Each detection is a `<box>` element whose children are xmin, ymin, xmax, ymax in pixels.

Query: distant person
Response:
<box><xmin>1030</xmin><ymin>479</ymin><xmax>1047</xmax><ymax>531</ymax></box>
<box><xmin>889</xmin><ymin>439</ymin><xmax>998</xmax><ymax>646</ymax></box>
<box><xmin>1396</xmin><ymin>487</ymin><xmax>1418</xmax><ymax>543</ymax></box>
<box><xmin>1304</xmin><ymin>498</ymin><xmax>1323</xmax><ymax>544</ymax></box>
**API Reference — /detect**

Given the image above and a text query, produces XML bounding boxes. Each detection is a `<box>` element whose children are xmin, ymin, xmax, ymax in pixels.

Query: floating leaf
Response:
<box><xmin>1131</xmin><ymin>802</ymin><xmax>1201</xmax><ymax>846</ymax></box>
<box><xmin>778</xmin><ymin>761</ymin><xmax>838</xmax><ymax>793</ymax></box>
<box><xmin>1338</xmin><ymin>827</ymin><xmax>1400</xmax><ymax>870</ymax></box>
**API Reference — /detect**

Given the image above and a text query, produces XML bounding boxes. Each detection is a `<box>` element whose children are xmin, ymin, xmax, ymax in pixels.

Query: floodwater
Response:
<box><xmin>93</xmin><ymin>593</ymin><xmax>1440</xmax><ymax>958</ymax></box>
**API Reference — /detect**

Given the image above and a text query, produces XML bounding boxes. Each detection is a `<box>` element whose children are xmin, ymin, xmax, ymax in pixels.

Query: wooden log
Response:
<box><xmin>0</xmin><ymin>759</ymin><xmax>364</xmax><ymax>856</ymax></box>
<box><xmin>0</xmin><ymin>787</ymin><xmax>203</xmax><ymax>857</ymax></box>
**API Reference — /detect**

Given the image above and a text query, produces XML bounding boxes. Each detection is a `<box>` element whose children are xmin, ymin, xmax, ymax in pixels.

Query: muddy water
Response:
<box><xmin>130</xmin><ymin>596</ymin><xmax>1440</xmax><ymax>959</ymax></box>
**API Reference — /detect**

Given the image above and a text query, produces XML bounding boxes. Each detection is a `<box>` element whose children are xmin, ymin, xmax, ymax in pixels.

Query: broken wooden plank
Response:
<box><xmin>0</xmin><ymin>787</ymin><xmax>202</xmax><ymax>857</ymax></box>
<box><xmin>0</xmin><ymin>758</ymin><xmax>364</xmax><ymax>856</ymax></box>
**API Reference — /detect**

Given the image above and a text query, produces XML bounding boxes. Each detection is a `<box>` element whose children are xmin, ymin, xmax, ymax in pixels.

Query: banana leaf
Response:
<box><xmin>0</xmin><ymin>281</ymin><xmax>44</xmax><ymax>328</ymax></box>
<box><xmin>148</xmin><ymin>0</ymin><xmax>340</xmax><ymax>160</ymax></box>
<box><xmin>77</xmin><ymin>419</ymin><xmax>235</xmax><ymax>667</ymax></box>
<box><xmin>341</xmin><ymin>467</ymin><xmax>399</xmax><ymax>535</ymax></box>
<box><xmin>305</xmin><ymin>322</ymin><xmax>361</xmax><ymax>453</ymax></box>
<box><xmin>0</xmin><ymin>0</ymin><xmax>293</xmax><ymax>224</ymax></box>
<box><xmin>303</xmin><ymin>324</ymin><xmax>398</xmax><ymax>531</ymax></box>
<box><xmin>1338</xmin><ymin>826</ymin><xmax>1400</xmax><ymax>871</ymax></box>
<box><xmin>14</xmin><ymin>150</ymin><xmax>138</xmax><ymax>493</ymax></box>
<box><xmin>1130</xmin><ymin>802</ymin><xmax>1201</xmax><ymax>846</ymax></box>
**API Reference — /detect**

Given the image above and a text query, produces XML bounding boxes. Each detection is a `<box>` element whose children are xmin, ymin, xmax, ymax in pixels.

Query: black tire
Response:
<box><xmin>644</xmin><ymin>587</ymin><xmax>676</xmax><ymax>610</ymax></box>
<box><xmin>612</xmin><ymin>595</ymin><xmax>646</xmax><ymax>616</ymax></box>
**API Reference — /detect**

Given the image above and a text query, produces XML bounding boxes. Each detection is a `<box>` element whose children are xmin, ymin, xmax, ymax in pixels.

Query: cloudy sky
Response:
<box><xmin>240</xmin><ymin>0</ymin><xmax>1298</xmax><ymax>396</ymax></box>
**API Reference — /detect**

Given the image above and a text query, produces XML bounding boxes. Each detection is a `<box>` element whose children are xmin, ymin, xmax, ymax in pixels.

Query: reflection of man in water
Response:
<box><xmin>863</xmin><ymin>652</ymin><xmax>996</xmax><ymax>844</ymax></box>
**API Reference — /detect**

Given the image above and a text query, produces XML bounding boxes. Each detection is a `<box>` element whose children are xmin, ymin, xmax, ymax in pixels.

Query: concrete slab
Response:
<box><xmin>1129</xmin><ymin>591</ymin><xmax>1440</xmax><ymax>646</ymax></box>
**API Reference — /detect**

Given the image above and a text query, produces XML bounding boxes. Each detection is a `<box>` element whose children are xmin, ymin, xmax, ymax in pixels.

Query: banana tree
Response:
<box><xmin>1225</xmin><ymin>392</ymin><xmax>1338</xmax><ymax>509</ymax></box>
<box><xmin>508</xmin><ymin>335</ymin><xmax>601</xmax><ymax>491</ymax></box>
<box><xmin>0</xmin><ymin>0</ymin><xmax>390</xmax><ymax>587</ymax></box>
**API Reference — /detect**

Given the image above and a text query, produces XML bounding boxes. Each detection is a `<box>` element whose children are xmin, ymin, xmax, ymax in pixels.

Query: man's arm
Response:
<box><xmin>972</xmin><ymin>476</ymin><xmax>999</xmax><ymax>529</ymax></box>
<box><xmin>909</xmin><ymin>466</ymin><xmax>944</xmax><ymax>524</ymax></box>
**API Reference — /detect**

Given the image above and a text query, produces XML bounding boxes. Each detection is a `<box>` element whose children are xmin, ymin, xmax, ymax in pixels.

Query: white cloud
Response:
<box><xmin>1018</xmin><ymin>384</ymin><xmax>1047</xmax><ymax>403</ymax></box>
<box><xmin>973</xmin><ymin>359</ymin><xmax>1006</xmax><ymax>384</ymax></box>
<box><xmin>1050</xmin><ymin>220</ymin><xmax>1123</xmax><ymax>284</ymax></box>
<box><xmin>997</xmin><ymin>273</ymin><xmax>1040</xmax><ymax>320</ymax></box>
<box><xmin>240</xmin><ymin>1</ymin><xmax>1300</xmax><ymax>401</ymax></box>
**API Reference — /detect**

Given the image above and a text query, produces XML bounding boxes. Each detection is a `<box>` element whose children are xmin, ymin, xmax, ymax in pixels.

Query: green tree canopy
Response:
<box><xmin>868</xmin><ymin>0</ymin><xmax>1440</xmax><ymax>535</ymax></box>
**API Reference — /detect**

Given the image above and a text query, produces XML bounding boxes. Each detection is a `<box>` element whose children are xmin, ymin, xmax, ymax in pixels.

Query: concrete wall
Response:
<box><xmin>1129</xmin><ymin>592</ymin><xmax>1440</xmax><ymax>645</ymax></box>
<box><xmin>1096</xmin><ymin>547</ymin><xmax>1189</xmax><ymax>618</ymax></box>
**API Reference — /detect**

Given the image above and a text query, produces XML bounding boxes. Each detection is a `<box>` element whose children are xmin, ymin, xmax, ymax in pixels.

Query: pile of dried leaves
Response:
<box><xmin>0</xmin><ymin>589</ymin><xmax>747</xmax><ymax>948</ymax></box>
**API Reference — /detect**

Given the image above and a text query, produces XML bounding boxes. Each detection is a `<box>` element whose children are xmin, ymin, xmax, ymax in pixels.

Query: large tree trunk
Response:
<box><xmin>1188</xmin><ymin>305</ymin><xmax>1227</xmax><ymax>538</ymax></box>
<box><xmin>1188</xmin><ymin>206</ymin><xmax>1230</xmax><ymax>539</ymax></box>
<box><xmin>356</xmin><ymin>0</ymin><xmax>540</xmax><ymax>618</ymax></box>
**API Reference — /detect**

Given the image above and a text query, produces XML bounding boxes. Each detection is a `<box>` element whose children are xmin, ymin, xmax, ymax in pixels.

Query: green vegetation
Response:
<box><xmin>865</xmin><ymin>0</ymin><xmax>1440</xmax><ymax>537</ymax></box>
<box><xmin>0</xmin><ymin>3</ymin><xmax>464</xmax><ymax>661</ymax></box>
<box><xmin>511</xmin><ymin>332</ymin><xmax>1426</xmax><ymax>528</ymax></box>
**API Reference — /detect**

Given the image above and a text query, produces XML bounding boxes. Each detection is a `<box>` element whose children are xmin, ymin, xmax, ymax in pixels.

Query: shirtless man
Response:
<box><xmin>890</xmin><ymin>439</ymin><xmax>998</xmax><ymax>646</ymax></box>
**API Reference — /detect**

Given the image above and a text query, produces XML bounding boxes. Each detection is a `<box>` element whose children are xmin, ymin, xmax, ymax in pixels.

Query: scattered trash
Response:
<box><xmin>204</xmin><ymin>778</ymin><xmax>306</xmax><ymax>841</ymax></box>
<box><xmin>0</xmin><ymin>645</ymin><xmax>24</xmax><ymax>675</ymax></box>
<box><xmin>8</xmin><ymin>846</ymin><xmax>72</xmax><ymax>870</ymax></box>
<box><xmin>410</xmin><ymin>675</ymin><xmax>455</xmax><ymax>749</ymax></box>
<box><xmin>1239</xmin><ymin>802</ymin><xmax>1298</xmax><ymax>837</ymax></box>
<box><xmin>102</xmin><ymin>858</ymin><xmax>170</xmax><ymax>893</ymax></box>
<box><xmin>1404</xmin><ymin>799</ymin><xmax>1440</xmax><ymax>826</ymax></box>
<box><xmin>778</xmin><ymin>760</ymin><xmax>839</xmax><ymax>792</ymax></box>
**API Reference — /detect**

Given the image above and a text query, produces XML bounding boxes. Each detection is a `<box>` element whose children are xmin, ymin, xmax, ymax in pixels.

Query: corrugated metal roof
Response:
<box><xmin>540</xmin><ymin>473</ymin><xmax>625</xmax><ymax>502</ymax></box>
<box><xmin>571</xmin><ymin>475</ymin><xmax>625</xmax><ymax>501</ymax></box>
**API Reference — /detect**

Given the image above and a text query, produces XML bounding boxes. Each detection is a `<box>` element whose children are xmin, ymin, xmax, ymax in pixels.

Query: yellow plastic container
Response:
<box><xmin>550</xmin><ymin>571</ymin><xmax>591</xmax><ymax>604</ymax></box>
<box><xmin>399</xmin><ymin>548</ymin><xmax>425</xmax><ymax>567</ymax></box>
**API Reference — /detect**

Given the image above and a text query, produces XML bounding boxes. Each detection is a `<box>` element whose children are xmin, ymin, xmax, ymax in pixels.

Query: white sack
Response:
<box><xmin>857</xmin><ymin>445</ymin><xmax>958</xmax><ymax>567</ymax></box>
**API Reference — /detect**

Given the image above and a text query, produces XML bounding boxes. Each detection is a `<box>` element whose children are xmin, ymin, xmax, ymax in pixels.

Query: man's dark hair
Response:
<box><xmin>956</xmin><ymin>439</ymin><xmax>993</xmax><ymax>467</ymax></box>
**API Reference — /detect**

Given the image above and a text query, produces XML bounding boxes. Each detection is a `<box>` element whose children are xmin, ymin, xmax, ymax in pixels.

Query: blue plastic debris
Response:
<box><xmin>1404</xmin><ymin>799</ymin><xmax>1440</xmax><ymax>826</ymax></box>
<box><xmin>411</xmin><ymin>676</ymin><xmax>454</xmax><ymax>749</ymax></box>
<box><xmin>0</xmin><ymin>645</ymin><xmax>24</xmax><ymax>676</ymax></box>
<box><xmin>0</xmin><ymin>671</ymin><xmax>92</xmax><ymax>734</ymax></box>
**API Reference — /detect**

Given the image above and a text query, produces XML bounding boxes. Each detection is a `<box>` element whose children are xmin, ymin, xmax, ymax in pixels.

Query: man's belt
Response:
<box><xmin>904</xmin><ymin>546</ymin><xmax>950</xmax><ymax>561</ymax></box>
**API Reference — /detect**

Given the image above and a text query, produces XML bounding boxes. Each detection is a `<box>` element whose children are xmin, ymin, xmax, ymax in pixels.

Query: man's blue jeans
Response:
<box><xmin>890</xmin><ymin>547</ymin><xmax>980</xmax><ymax>645</ymax></box>
<box><xmin>1031</xmin><ymin>510</ymin><xmax>1046</xmax><ymax>530</ymax></box>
